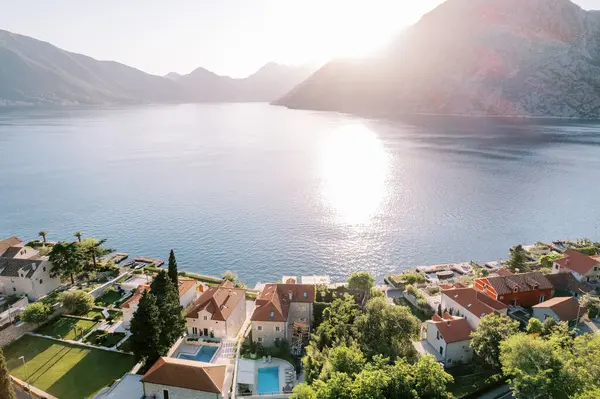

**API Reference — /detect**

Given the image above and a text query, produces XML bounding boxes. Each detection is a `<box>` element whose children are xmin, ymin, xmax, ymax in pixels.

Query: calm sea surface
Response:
<box><xmin>1</xmin><ymin>103</ymin><xmax>599</xmax><ymax>284</ymax></box>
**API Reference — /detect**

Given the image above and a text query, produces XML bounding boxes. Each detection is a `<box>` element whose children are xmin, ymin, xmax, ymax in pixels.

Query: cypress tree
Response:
<box><xmin>150</xmin><ymin>271</ymin><xmax>186</xmax><ymax>349</ymax></box>
<box><xmin>130</xmin><ymin>291</ymin><xmax>164</xmax><ymax>365</ymax></box>
<box><xmin>167</xmin><ymin>249</ymin><xmax>178</xmax><ymax>286</ymax></box>
<box><xmin>0</xmin><ymin>348</ymin><xmax>15</xmax><ymax>399</ymax></box>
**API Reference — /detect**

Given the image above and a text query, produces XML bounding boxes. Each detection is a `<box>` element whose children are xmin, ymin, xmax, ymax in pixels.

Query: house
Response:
<box><xmin>142</xmin><ymin>357</ymin><xmax>226</xmax><ymax>399</ymax></box>
<box><xmin>251</xmin><ymin>283</ymin><xmax>314</xmax><ymax>346</ymax></box>
<box><xmin>533</xmin><ymin>297</ymin><xmax>586</xmax><ymax>327</ymax></box>
<box><xmin>121</xmin><ymin>279</ymin><xmax>201</xmax><ymax>328</ymax></box>
<box><xmin>440</xmin><ymin>286</ymin><xmax>508</xmax><ymax>329</ymax></box>
<box><xmin>552</xmin><ymin>249</ymin><xmax>600</xmax><ymax>283</ymax></box>
<box><xmin>474</xmin><ymin>272</ymin><xmax>553</xmax><ymax>308</ymax></box>
<box><xmin>0</xmin><ymin>237</ymin><xmax>24</xmax><ymax>257</ymax></box>
<box><xmin>546</xmin><ymin>273</ymin><xmax>593</xmax><ymax>298</ymax></box>
<box><xmin>185</xmin><ymin>280</ymin><xmax>246</xmax><ymax>339</ymax></box>
<box><xmin>0</xmin><ymin>258</ymin><xmax>61</xmax><ymax>301</ymax></box>
<box><xmin>414</xmin><ymin>313</ymin><xmax>474</xmax><ymax>367</ymax></box>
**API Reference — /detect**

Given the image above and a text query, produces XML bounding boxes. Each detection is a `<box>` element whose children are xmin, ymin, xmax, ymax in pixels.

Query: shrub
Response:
<box><xmin>22</xmin><ymin>303</ymin><xmax>52</xmax><ymax>324</ymax></box>
<box><xmin>60</xmin><ymin>290</ymin><xmax>95</xmax><ymax>315</ymax></box>
<box><xmin>398</xmin><ymin>273</ymin><xmax>426</xmax><ymax>285</ymax></box>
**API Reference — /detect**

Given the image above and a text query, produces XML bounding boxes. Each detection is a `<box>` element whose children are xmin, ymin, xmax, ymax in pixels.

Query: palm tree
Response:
<box><xmin>74</xmin><ymin>232</ymin><xmax>83</xmax><ymax>243</ymax></box>
<box><xmin>38</xmin><ymin>230</ymin><xmax>48</xmax><ymax>245</ymax></box>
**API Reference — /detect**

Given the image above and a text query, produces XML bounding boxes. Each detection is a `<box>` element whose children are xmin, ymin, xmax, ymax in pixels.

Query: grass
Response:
<box><xmin>116</xmin><ymin>336</ymin><xmax>133</xmax><ymax>352</ymax></box>
<box><xmin>36</xmin><ymin>317</ymin><xmax>98</xmax><ymax>341</ymax></box>
<box><xmin>4</xmin><ymin>335</ymin><xmax>137</xmax><ymax>399</ymax></box>
<box><xmin>94</xmin><ymin>290</ymin><xmax>122</xmax><ymax>307</ymax></box>
<box><xmin>394</xmin><ymin>297</ymin><xmax>430</xmax><ymax>322</ymax></box>
<box><xmin>84</xmin><ymin>331</ymin><xmax>127</xmax><ymax>348</ymax></box>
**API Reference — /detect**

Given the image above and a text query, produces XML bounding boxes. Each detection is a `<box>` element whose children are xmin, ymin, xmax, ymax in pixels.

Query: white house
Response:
<box><xmin>185</xmin><ymin>280</ymin><xmax>246</xmax><ymax>339</ymax></box>
<box><xmin>0</xmin><ymin>258</ymin><xmax>61</xmax><ymax>301</ymax></box>
<box><xmin>553</xmin><ymin>249</ymin><xmax>600</xmax><ymax>283</ymax></box>
<box><xmin>414</xmin><ymin>313</ymin><xmax>474</xmax><ymax>367</ymax></box>
<box><xmin>178</xmin><ymin>279</ymin><xmax>201</xmax><ymax>309</ymax></box>
<box><xmin>142</xmin><ymin>357</ymin><xmax>226</xmax><ymax>399</ymax></box>
<box><xmin>440</xmin><ymin>286</ymin><xmax>508</xmax><ymax>330</ymax></box>
<box><xmin>250</xmin><ymin>283</ymin><xmax>315</xmax><ymax>347</ymax></box>
<box><xmin>533</xmin><ymin>297</ymin><xmax>585</xmax><ymax>327</ymax></box>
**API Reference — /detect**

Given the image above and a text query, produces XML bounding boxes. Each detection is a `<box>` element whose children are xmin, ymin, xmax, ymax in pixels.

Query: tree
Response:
<box><xmin>539</xmin><ymin>253</ymin><xmax>562</xmax><ymax>269</ymax></box>
<box><xmin>542</xmin><ymin>317</ymin><xmax>558</xmax><ymax>335</ymax></box>
<box><xmin>74</xmin><ymin>231</ymin><xmax>83</xmax><ymax>243</ymax></box>
<box><xmin>291</xmin><ymin>383</ymin><xmax>316</xmax><ymax>399</ymax></box>
<box><xmin>0</xmin><ymin>348</ymin><xmax>15</xmax><ymax>399</ymax></box>
<box><xmin>222</xmin><ymin>270</ymin><xmax>237</xmax><ymax>282</ymax></box>
<box><xmin>167</xmin><ymin>249</ymin><xmax>178</xmax><ymax>286</ymax></box>
<box><xmin>526</xmin><ymin>318</ymin><xmax>544</xmax><ymax>335</ymax></box>
<box><xmin>150</xmin><ymin>270</ymin><xmax>186</xmax><ymax>349</ymax></box>
<box><xmin>413</xmin><ymin>355</ymin><xmax>454</xmax><ymax>398</ymax></box>
<box><xmin>38</xmin><ymin>230</ymin><xmax>48</xmax><ymax>244</ymax></box>
<box><xmin>21</xmin><ymin>303</ymin><xmax>51</xmax><ymax>324</ymax></box>
<box><xmin>581</xmin><ymin>294</ymin><xmax>600</xmax><ymax>319</ymax></box>
<box><xmin>327</xmin><ymin>343</ymin><xmax>366</xmax><ymax>377</ymax></box>
<box><xmin>130</xmin><ymin>290</ymin><xmax>164</xmax><ymax>365</ymax></box>
<box><xmin>506</xmin><ymin>245</ymin><xmax>528</xmax><ymax>272</ymax></box>
<box><xmin>314</xmin><ymin>372</ymin><xmax>353</xmax><ymax>399</ymax></box>
<box><xmin>470</xmin><ymin>313</ymin><xmax>520</xmax><ymax>368</ymax></box>
<box><xmin>49</xmin><ymin>241</ymin><xmax>84</xmax><ymax>285</ymax></box>
<box><xmin>80</xmin><ymin>237</ymin><xmax>111</xmax><ymax>270</ymax></box>
<box><xmin>500</xmin><ymin>333</ymin><xmax>573</xmax><ymax>398</ymax></box>
<box><xmin>60</xmin><ymin>290</ymin><xmax>94</xmax><ymax>315</ymax></box>
<box><xmin>574</xmin><ymin>388</ymin><xmax>600</xmax><ymax>399</ymax></box>
<box><xmin>347</xmin><ymin>272</ymin><xmax>375</xmax><ymax>292</ymax></box>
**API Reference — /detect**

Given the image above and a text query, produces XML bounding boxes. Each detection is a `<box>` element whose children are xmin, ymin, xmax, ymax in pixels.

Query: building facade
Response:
<box><xmin>420</xmin><ymin>314</ymin><xmax>474</xmax><ymax>367</ymax></box>
<box><xmin>553</xmin><ymin>249</ymin><xmax>600</xmax><ymax>283</ymax></box>
<box><xmin>474</xmin><ymin>272</ymin><xmax>552</xmax><ymax>307</ymax></box>
<box><xmin>440</xmin><ymin>287</ymin><xmax>508</xmax><ymax>329</ymax></box>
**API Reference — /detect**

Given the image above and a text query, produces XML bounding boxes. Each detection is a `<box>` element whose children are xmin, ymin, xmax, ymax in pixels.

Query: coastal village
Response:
<box><xmin>0</xmin><ymin>234</ymin><xmax>598</xmax><ymax>399</ymax></box>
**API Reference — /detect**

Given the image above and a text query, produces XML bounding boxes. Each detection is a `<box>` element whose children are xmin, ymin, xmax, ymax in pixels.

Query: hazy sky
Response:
<box><xmin>0</xmin><ymin>0</ymin><xmax>598</xmax><ymax>78</ymax></box>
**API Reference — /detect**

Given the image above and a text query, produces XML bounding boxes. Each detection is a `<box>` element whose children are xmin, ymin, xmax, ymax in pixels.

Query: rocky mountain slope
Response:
<box><xmin>0</xmin><ymin>29</ymin><xmax>312</xmax><ymax>106</ymax></box>
<box><xmin>275</xmin><ymin>0</ymin><xmax>600</xmax><ymax>118</ymax></box>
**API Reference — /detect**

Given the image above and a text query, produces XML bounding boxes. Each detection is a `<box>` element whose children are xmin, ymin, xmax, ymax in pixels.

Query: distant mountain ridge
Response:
<box><xmin>275</xmin><ymin>0</ymin><xmax>600</xmax><ymax>118</ymax></box>
<box><xmin>0</xmin><ymin>29</ymin><xmax>313</xmax><ymax>106</ymax></box>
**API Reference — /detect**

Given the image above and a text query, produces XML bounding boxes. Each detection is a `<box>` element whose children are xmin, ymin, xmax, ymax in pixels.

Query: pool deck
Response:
<box><xmin>239</xmin><ymin>357</ymin><xmax>296</xmax><ymax>395</ymax></box>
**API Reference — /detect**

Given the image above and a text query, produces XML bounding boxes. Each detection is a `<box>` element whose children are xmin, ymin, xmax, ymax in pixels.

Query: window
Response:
<box><xmin>269</xmin><ymin>311</ymin><xmax>274</xmax><ymax>319</ymax></box>
<box><xmin>439</xmin><ymin>346</ymin><xmax>444</xmax><ymax>356</ymax></box>
<box><xmin>275</xmin><ymin>326</ymin><xmax>280</xmax><ymax>332</ymax></box>
<box><xmin>12</xmin><ymin>288</ymin><xmax>16</xmax><ymax>292</ymax></box>
<box><xmin>539</xmin><ymin>295</ymin><xmax>545</xmax><ymax>303</ymax></box>
<box><xmin>447</xmin><ymin>359</ymin><xmax>452</xmax><ymax>364</ymax></box>
<box><xmin>203</xmin><ymin>316</ymin><xmax>208</xmax><ymax>321</ymax></box>
<box><xmin>258</xmin><ymin>326</ymin><xmax>263</xmax><ymax>331</ymax></box>
<box><xmin>192</xmin><ymin>327</ymin><xmax>198</xmax><ymax>335</ymax></box>
<box><xmin>436</xmin><ymin>330</ymin><xmax>440</xmax><ymax>340</ymax></box>
<box><xmin>257</xmin><ymin>337</ymin><xmax>263</xmax><ymax>342</ymax></box>
<box><xmin>163</xmin><ymin>389</ymin><xmax>169</xmax><ymax>399</ymax></box>
<box><xmin>43</xmin><ymin>267</ymin><xmax>46</xmax><ymax>272</ymax></box>
<box><xmin>39</xmin><ymin>279</ymin><xmax>43</xmax><ymax>284</ymax></box>
<box><xmin>303</xmin><ymin>292</ymin><xmax>307</xmax><ymax>298</ymax></box>
<box><xmin>513</xmin><ymin>287</ymin><xmax>518</xmax><ymax>293</ymax></box>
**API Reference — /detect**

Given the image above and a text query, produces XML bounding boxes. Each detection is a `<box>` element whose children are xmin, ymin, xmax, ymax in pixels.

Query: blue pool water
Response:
<box><xmin>257</xmin><ymin>367</ymin><xmax>280</xmax><ymax>394</ymax></box>
<box><xmin>177</xmin><ymin>346</ymin><xmax>218</xmax><ymax>363</ymax></box>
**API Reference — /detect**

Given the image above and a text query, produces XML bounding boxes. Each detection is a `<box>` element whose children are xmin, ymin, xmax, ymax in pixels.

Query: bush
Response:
<box><xmin>578</xmin><ymin>246</ymin><xmax>597</xmax><ymax>256</ymax></box>
<box><xmin>22</xmin><ymin>303</ymin><xmax>52</xmax><ymax>324</ymax></box>
<box><xmin>60</xmin><ymin>290</ymin><xmax>95</xmax><ymax>315</ymax></box>
<box><xmin>397</xmin><ymin>273</ymin><xmax>426</xmax><ymax>285</ymax></box>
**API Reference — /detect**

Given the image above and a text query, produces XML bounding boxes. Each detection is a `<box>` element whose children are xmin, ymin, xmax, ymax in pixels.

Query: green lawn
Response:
<box><xmin>94</xmin><ymin>290</ymin><xmax>122</xmax><ymax>307</ymax></box>
<box><xmin>36</xmin><ymin>317</ymin><xmax>98</xmax><ymax>341</ymax></box>
<box><xmin>84</xmin><ymin>331</ymin><xmax>127</xmax><ymax>348</ymax></box>
<box><xmin>4</xmin><ymin>335</ymin><xmax>137</xmax><ymax>399</ymax></box>
<box><xmin>394</xmin><ymin>297</ymin><xmax>430</xmax><ymax>322</ymax></box>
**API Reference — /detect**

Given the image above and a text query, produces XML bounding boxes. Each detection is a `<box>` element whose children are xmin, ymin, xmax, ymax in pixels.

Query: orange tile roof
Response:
<box><xmin>251</xmin><ymin>283</ymin><xmax>315</xmax><ymax>322</ymax></box>
<box><xmin>120</xmin><ymin>285</ymin><xmax>150</xmax><ymax>309</ymax></box>
<box><xmin>178</xmin><ymin>279</ymin><xmax>197</xmax><ymax>297</ymax></box>
<box><xmin>533</xmin><ymin>297</ymin><xmax>585</xmax><ymax>321</ymax></box>
<box><xmin>483</xmin><ymin>272</ymin><xmax>552</xmax><ymax>295</ymax></box>
<box><xmin>142</xmin><ymin>357</ymin><xmax>225</xmax><ymax>393</ymax></box>
<box><xmin>430</xmin><ymin>316</ymin><xmax>473</xmax><ymax>343</ymax></box>
<box><xmin>555</xmin><ymin>249</ymin><xmax>599</xmax><ymax>275</ymax></box>
<box><xmin>442</xmin><ymin>287</ymin><xmax>507</xmax><ymax>318</ymax></box>
<box><xmin>186</xmin><ymin>281</ymin><xmax>245</xmax><ymax>321</ymax></box>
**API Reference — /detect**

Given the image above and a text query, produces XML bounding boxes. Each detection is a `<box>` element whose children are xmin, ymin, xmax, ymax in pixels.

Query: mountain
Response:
<box><xmin>0</xmin><ymin>29</ymin><xmax>313</xmax><ymax>106</ymax></box>
<box><xmin>275</xmin><ymin>0</ymin><xmax>600</xmax><ymax>118</ymax></box>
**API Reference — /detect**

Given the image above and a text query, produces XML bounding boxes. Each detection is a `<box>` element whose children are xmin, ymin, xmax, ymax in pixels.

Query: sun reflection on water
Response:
<box><xmin>320</xmin><ymin>123</ymin><xmax>390</xmax><ymax>225</ymax></box>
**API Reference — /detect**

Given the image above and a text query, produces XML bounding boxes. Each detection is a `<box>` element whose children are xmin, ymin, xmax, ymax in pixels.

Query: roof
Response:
<box><xmin>533</xmin><ymin>297</ymin><xmax>584</xmax><ymax>321</ymax></box>
<box><xmin>483</xmin><ymin>272</ymin><xmax>552</xmax><ymax>296</ymax></box>
<box><xmin>178</xmin><ymin>279</ymin><xmax>197</xmax><ymax>297</ymax></box>
<box><xmin>142</xmin><ymin>357</ymin><xmax>225</xmax><ymax>393</ymax></box>
<box><xmin>120</xmin><ymin>285</ymin><xmax>150</xmax><ymax>309</ymax></box>
<box><xmin>0</xmin><ymin>258</ymin><xmax>43</xmax><ymax>278</ymax></box>
<box><xmin>546</xmin><ymin>273</ymin><xmax>593</xmax><ymax>295</ymax></box>
<box><xmin>442</xmin><ymin>287</ymin><xmax>507</xmax><ymax>318</ymax></box>
<box><xmin>185</xmin><ymin>281</ymin><xmax>245</xmax><ymax>321</ymax></box>
<box><xmin>251</xmin><ymin>283</ymin><xmax>315</xmax><ymax>322</ymax></box>
<box><xmin>429</xmin><ymin>316</ymin><xmax>473</xmax><ymax>343</ymax></box>
<box><xmin>496</xmin><ymin>268</ymin><xmax>514</xmax><ymax>277</ymax></box>
<box><xmin>555</xmin><ymin>249</ymin><xmax>599</xmax><ymax>275</ymax></box>
<box><xmin>0</xmin><ymin>237</ymin><xmax>23</xmax><ymax>257</ymax></box>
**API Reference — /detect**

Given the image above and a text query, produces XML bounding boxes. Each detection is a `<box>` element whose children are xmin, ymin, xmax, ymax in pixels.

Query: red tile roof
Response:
<box><xmin>496</xmin><ymin>268</ymin><xmax>514</xmax><ymax>277</ymax></box>
<box><xmin>483</xmin><ymin>272</ymin><xmax>552</xmax><ymax>296</ymax></box>
<box><xmin>533</xmin><ymin>297</ymin><xmax>584</xmax><ymax>322</ymax></box>
<box><xmin>0</xmin><ymin>237</ymin><xmax>23</xmax><ymax>257</ymax></box>
<box><xmin>430</xmin><ymin>316</ymin><xmax>473</xmax><ymax>343</ymax></box>
<box><xmin>185</xmin><ymin>281</ymin><xmax>245</xmax><ymax>321</ymax></box>
<box><xmin>442</xmin><ymin>287</ymin><xmax>507</xmax><ymax>318</ymax></box>
<box><xmin>555</xmin><ymin>249</ymin><xmax>599</xmax><ymax>275</ymax></box>
<box><xmin>178</xmin><ymin>279</ymin><xmax>197</xmax><ymax>297</ymax></box>
<box><xmin>142</xmin><ymin>357</ymin><xmax>225</xmax><ymax>393</ymax></box>
<box><xmin>251</xmin><ymin>284</ymin><xmax>315</xmax><ymax>322</ymax></box>
<box><xmin>120</xmin><ymin>285</ymin><xmax>150</xmax><ymax>309</ymax></box>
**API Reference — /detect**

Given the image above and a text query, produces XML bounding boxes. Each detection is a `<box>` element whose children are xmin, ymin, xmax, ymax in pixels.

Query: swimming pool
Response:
<box><xmin>257</xmin><ymin>367</ymin><xmax>280</xmax><ymax>394</ymax></box>
<box><xmin>177</xmin><ymin>345</ymin><xmax>218</xmax><ymax>363</ymax></box>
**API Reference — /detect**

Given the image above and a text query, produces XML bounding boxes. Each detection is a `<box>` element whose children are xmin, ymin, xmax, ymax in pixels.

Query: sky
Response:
<box><xmin>0</xmin><ymin>0</ymin><xmax>598</xmax><ymax>78</ymax></box>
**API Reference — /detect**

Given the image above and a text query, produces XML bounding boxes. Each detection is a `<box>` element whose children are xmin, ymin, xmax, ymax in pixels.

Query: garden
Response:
<box><xmin>36</xmin><ymin>317</ymin><xmax>98</xmax><ymax>341</ymax></box>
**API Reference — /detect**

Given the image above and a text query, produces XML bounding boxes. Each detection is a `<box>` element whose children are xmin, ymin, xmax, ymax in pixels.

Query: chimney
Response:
<box><xmin>31</xmin><ymin>263</ymin><xmax>37</xmax><ymax>271</ymax></box>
